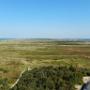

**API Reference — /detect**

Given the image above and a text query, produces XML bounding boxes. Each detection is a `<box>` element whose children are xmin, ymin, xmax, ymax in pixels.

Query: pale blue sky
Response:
<box><xmin>0</xmin><ymin>0</ymin><xmax>90</xmax><ymax>39</ymax></box>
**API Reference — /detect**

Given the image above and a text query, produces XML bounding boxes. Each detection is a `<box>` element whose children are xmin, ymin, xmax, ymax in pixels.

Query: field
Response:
<box><xmin>0</xmin><ymin>39</ymin><xmax>90</xmax><ymax>89</ymax></box>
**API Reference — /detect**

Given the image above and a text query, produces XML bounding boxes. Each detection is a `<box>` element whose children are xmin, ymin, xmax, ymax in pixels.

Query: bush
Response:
<box><xmin>11</xmin><ymin>66</ymin><xmax>90</xmax><ymax>90</ymax></box>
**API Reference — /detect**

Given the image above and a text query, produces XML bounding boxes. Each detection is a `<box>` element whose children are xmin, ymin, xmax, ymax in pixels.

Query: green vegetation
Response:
<box><xmin>0</xmin><ymin>78</ymin><xmax>9</xmax><ymax>90</ymax></box>
<box><xmin>0</xmin><ymin>40</ymin><xmax>90</xmax><ymax>89</ymax></box>
<box><xmin>11</xmin><ymin>66</ymin><xmax>90</xmax><ymax>90</ymax></box>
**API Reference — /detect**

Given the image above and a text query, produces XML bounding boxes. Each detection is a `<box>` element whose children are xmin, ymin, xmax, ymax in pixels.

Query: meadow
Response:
<box><xmin>0</xmin><ymin>39</ymin><xmax>90</xmax><ymax>89</ymax></box>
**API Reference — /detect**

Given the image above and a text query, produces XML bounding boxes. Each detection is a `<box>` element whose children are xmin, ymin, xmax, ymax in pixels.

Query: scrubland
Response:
<box><xmin>0</xmin><ymin>40</ymin><xmax>90</xmax><ymax>89</ymax></box>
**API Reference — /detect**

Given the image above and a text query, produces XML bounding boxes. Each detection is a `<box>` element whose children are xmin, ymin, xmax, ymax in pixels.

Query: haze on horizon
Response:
<box><xmin>0</xmin><ymin>0</ymin><xmax>90</xmax><ymax>39</ymax></box>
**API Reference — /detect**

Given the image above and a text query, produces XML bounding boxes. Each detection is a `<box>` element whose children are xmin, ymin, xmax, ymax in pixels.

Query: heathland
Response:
<box><xmin>0</xmin><ymin>39</ymin><xmax>90</xmax><ymax>90</ymax></box>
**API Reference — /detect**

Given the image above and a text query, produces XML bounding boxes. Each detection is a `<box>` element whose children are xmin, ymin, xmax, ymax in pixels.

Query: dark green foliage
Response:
<box><xmin>11</xmin><ymin>66</ymin><xmax>90</xmax><ymax>90</ymax></box>
<box><xmin>0</xmin><ymin>78</ymin><xmax>9</xmax><ymax>90</ymax></box>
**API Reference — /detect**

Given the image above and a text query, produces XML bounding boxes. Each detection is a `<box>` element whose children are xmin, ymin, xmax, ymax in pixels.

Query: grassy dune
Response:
<box><xmin>0</xmin><ymin>40</ymin><xmax>90</xmax><ymax>87</ymax></box>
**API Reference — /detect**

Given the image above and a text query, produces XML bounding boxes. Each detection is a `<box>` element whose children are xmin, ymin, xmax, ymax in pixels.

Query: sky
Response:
<box><xmin>0</xmin><ymin>0</ymin><xmax>90</xmax><ymax>39</ymax></box>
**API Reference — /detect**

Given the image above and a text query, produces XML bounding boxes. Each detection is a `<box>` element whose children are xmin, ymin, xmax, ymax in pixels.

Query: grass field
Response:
<box><xmin>0</xmin><ymin>39</ymin><xmax>90</xmax><ymax>88</ymax></box>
